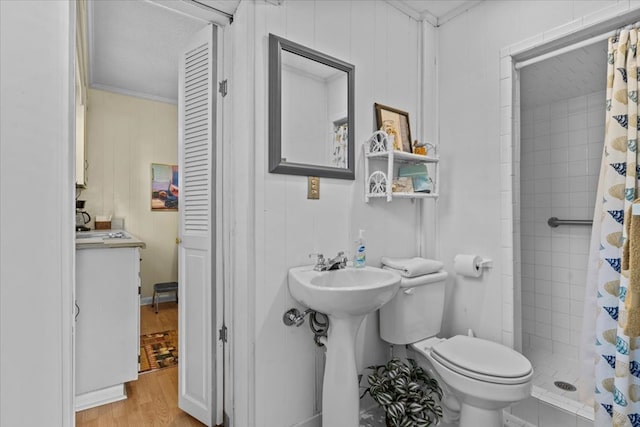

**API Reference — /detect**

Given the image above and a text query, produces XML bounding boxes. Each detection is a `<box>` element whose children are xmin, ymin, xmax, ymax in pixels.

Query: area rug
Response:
<box><xmin>139</xmin><ymin>330</ymin><xmax>178</xmax><ymax>374</ymax></box>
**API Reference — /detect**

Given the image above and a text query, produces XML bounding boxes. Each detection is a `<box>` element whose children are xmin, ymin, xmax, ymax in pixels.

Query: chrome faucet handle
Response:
<box><xmin>327</xmin><ymin>251</ymin><xmax>348</xmax><ymax>270</ymax></box>
<box><xmin>309</xmin><ymin>253</ymin><xmax>327</xmax><ymax>270</ymax></box>
<box><xmin>333</xmin><ymin>251</ymin><xmax>347</xmax><ymax>261</ymax></box>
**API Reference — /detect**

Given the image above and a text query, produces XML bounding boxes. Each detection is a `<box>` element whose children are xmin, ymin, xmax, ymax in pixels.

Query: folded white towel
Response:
<box><xmin>382</xmin><ymin>268</ymin><xmax>448</xmax><ymax>287</ymax></box>
<box><xmin>380</xmin><ymin>257</ymin><xmax>443</xmax><ymax>278</ymax></box>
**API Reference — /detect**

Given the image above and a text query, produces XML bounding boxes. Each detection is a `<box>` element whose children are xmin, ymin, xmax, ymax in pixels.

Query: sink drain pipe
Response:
<box><xmin>283</xmin><ymin>308</ymin><xmax>330</xmax><ymax>346</ymax></box>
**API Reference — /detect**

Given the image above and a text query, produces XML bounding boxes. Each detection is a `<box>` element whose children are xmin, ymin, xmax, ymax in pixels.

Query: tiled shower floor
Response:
<box><xmin>522</xmin><ymin>346</ymin><xmax>594</xmax><ymax>420</ymax></box>
<box><xmin>524</xmin><ymin>346</ymin><xmax>582</xmax><ymax>400</ymax></box>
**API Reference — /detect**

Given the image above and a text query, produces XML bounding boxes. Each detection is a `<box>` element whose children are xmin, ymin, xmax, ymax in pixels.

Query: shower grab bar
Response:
<box><xmin>547</xmin><ymin>217</ymin><xmax>593</xmax><ymax>228</ymax></box>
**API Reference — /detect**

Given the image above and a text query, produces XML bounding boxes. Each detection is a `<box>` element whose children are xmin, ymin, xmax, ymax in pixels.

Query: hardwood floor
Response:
<box><xmin>76</xmin><ymin>302</ymin><xmax>204</xmax><ymax>427</ymax></box>
<box><xmin>140</xmin><ymin>301</ymin><xmax>179</xmax><ymax>335</ymax></box>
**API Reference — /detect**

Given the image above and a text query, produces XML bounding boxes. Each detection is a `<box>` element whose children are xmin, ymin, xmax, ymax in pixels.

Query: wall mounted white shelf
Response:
<box><xmin>363</xmin><ymin>131</ymin><xmax>439</xmax><ymax>202</ymax></box>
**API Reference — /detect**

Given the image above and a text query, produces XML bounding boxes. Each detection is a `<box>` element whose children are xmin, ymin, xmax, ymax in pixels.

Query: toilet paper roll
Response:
<box><xmin>454</xmin><ymin>254</ymin><xmax>482</xmax><ymax>278</ymax></box>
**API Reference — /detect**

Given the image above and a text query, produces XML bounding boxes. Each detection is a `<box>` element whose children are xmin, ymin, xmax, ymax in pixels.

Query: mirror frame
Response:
<box><xmin>269</xmin><ymin>33</ymin><xmax>355</xmax><ymax>180</ymax></box>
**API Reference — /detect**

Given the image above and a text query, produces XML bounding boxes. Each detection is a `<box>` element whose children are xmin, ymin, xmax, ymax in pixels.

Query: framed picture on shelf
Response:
<box><xmin>151</xmin><ymin>163</ymin><xmax>179</xmax><ymax>211</ymax></box>
<box><xmin>374</xmin><ymin>103</ymin><xmax>412</xmax><ymax>153</ymax></box>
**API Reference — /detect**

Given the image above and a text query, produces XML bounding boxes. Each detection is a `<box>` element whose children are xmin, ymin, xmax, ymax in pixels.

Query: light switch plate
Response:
<box><xmin>308</xmin><ymin>176</ymin><xmax>320</xmax><ymax>199</ymax></box>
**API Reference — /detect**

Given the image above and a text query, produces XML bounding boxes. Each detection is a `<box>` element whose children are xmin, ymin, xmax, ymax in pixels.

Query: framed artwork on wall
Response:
<box><xmin>374</xmin><ymin>103</ymin><xmax>413</xmax><ymax>153</ymax></box>
<box><xmin>151</xmin><ymin>163</ymin><xmax>179</xmax><ymax>211</ymax></box>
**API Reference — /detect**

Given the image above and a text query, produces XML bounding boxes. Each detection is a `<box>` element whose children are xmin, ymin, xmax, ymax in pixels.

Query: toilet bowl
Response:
<box><xmin>410</xmin><ymin>335</ymin><xmax>532</xmax><ymax>427</ymax></box>
<box><xmin>379</xmin><ymin>270</ymin><xmax>533</xmax><ymax>427</ymax></box>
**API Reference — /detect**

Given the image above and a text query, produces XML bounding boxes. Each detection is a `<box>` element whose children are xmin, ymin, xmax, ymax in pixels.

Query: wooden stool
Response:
<box><xmin>152</xmin><ymin>281</ymin><xmax>178</xmax><ymax>313</ymax></box>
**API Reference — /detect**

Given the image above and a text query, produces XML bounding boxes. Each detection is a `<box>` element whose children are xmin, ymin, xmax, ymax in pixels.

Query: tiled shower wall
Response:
<box><xmin>520</xmin><ymin>89</ymin><xmax>604</xmax><ymax>359</ymax></box>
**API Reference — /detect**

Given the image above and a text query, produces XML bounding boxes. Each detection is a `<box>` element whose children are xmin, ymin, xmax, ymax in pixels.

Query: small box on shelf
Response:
<box><xmin>95</xmin><ymin>221</ymin><xmax>111</xmax><ymax>230</ymax></box>
<box><xmin>398</xmin><ymin>164</ymin><xmax>432</xmax><ymax>193</ymax></box>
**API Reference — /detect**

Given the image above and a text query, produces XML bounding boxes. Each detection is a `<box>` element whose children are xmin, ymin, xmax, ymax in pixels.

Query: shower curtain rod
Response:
<box><xmin>514</xmin><ymin>31</ymin><xmax>614</xmax><ymax>70</ymax></box>
<box><xmin>516</xmin><ymin>22</ymin><xmax>640</xmax><ymax>70</ymax></box>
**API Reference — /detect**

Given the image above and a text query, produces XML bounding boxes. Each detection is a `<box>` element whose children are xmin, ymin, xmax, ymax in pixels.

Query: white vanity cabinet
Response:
<box><xmin>75</xmin><ymin>243</ymin><xmax>142</xmax><ymax>410</ymax></box>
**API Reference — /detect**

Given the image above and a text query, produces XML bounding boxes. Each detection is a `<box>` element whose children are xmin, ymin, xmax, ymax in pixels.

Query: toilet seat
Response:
<box><xmin>427</xmin><ymin>335</ymin><xmax>533</xmax><ymax>385</ymax></box>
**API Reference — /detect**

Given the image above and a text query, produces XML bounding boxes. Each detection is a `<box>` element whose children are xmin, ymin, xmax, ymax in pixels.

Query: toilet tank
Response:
<box><xmin>379</xmin><ymin>271</ymin><xmax>448</xmax><ymax>345</ymax></box>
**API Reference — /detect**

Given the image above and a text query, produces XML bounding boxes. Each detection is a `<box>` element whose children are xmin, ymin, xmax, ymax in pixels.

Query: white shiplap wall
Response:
<box><xmin>0</xmin><ymin>2</ymin><xmax>75</xmax><ymax>426</ymax></box>
<box><xmin>228</xmin><ymin>1</ymin><xmax>437</xmax><ymax>425</ymax></box>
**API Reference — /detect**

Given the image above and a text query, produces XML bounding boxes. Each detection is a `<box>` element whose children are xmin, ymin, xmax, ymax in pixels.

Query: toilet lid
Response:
<box><xmin>431</xmin><ymin>335</ymin><xmax>532</xmax><ymax>385</ymax></box>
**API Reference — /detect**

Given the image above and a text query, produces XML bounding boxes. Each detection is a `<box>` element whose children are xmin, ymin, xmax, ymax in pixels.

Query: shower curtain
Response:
<box><xmin>584</xmin><ymin>28</ymin><xmax>640</xmax><ymax>426</ymax></box>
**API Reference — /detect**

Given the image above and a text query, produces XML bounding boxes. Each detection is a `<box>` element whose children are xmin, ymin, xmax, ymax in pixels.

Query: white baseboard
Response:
<box><xmin>503</xmin><ymin>411</ymin><xmax>536</xmax><ymax>427</ymax></box>
<box><xmin>140</xmin><ymin>294</ymin><xmax>177</xmax><ymax>306</ymax></box>
<box><xmin>289</xmin><ymin>404</ymin><xmax>384</xmax><ymax>427</ymax></box>
<box><xmin>75</xmin><ymin>383</ymin><xmax>127</xmax><ymax>411</ymax></box>
<box><xmin>290</xmin><ymin>413</ymin><xmax>322</xmax><ymax>427</ymax></box>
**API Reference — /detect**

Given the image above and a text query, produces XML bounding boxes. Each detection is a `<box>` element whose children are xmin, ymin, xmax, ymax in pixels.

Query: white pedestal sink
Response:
<box><xmin>288</xmin><ymin>266</ymin><xmax>401</xmax><ymax>427</ymax></box>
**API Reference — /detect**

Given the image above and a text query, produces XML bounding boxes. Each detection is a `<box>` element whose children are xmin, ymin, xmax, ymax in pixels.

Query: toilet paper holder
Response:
<box><xmin>454</xmin><ymin>254</ymin><xmax>493</xmax><ymax>277</ymax></box>
<box><xmin>477</xmin><ymin>258</ymin><xmax>493</xmax><ymax>269</ymax></box>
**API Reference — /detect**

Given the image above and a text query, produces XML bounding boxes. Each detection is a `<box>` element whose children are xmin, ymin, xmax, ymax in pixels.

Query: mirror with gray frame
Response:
<box><xmin>269</xmin><ymin>33</ymin><xmax>355</xmax><ymax>180</ymax></box>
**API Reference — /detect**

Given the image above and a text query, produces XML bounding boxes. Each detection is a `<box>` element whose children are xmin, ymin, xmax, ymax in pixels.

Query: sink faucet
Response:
<box><xmin>327</xmin><ymin>251</ymin><xmax>348</xmax><ymax>270</ymax></box>
<box><xmin>311</xmin><ymin>251</ymin><xmax>347</xmax><ymax>271</ymax></box>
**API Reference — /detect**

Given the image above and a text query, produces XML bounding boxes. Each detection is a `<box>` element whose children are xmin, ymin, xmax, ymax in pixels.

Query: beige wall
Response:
<box><xmin>83</xmin><ymin>88</ymin><xmax>178</xmax><ymax>298</ymax></box>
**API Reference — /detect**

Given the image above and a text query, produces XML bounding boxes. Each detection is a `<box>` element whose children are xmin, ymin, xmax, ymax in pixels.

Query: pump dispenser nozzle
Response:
<box><xmin>354</xmin><ymin>229</ymin><xmax>366</xmax><ymax>268</ymax></box>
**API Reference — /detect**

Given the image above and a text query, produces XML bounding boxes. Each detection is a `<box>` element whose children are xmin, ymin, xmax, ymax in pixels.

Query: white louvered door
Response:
<box><xmin>178</xmin><ymin>23</ymin><xmax>223</xmax><ymax>426</ymax></box>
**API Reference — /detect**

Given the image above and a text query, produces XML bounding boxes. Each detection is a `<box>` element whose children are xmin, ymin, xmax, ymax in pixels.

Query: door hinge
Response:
<box><xmin>219</xmin><ymin>324</ymin><xmax>228</xmax><ymax>343</ymax></box>
<box><xmin>138</xmin><ymin>286</ymin><xmax>141</xmax><ymax>295</ymax></box>
<box><xmin>218</xmin><ymin>79</ymin><xmax>228</xmax><ymax>97</ymax></box>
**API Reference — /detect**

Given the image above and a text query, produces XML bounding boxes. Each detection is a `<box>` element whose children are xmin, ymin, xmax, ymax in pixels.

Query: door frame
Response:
<box><xmin>67</xmin><ymin>2</ymin><xmax>233</xmax><ymax>426</ymax></box>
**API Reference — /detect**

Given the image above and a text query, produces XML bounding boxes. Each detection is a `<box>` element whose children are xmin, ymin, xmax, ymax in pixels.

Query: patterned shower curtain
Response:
<box><xmin>590</xmin><ymin>28</ymin><xmax>640</xmax><ymax>426</ymax></box>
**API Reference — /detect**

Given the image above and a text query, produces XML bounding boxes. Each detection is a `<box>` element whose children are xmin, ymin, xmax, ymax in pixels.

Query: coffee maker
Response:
<box><xmin>76</xmin><ymin>200</ymin><xmax>91</xmax><ymax>232</ymax></box>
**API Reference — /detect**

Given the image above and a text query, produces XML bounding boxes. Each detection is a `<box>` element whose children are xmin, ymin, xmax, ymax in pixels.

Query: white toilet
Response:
<box><xmin>379</xmin><ymin>271</ymin><xmax>533</xmax><ymax>427</ymax></box>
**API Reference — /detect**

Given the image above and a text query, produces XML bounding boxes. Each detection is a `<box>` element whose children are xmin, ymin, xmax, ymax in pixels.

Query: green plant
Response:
<box><xmin>361</xmin><ymin>357</ymin><xmax>443</xmax><ymax>427</ymax></box>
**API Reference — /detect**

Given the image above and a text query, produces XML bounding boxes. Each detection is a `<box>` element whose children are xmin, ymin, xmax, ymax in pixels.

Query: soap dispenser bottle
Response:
<box><xmin>354</xmin><ymin>229</ymin><xmax>366</xmax><ymax>268</ymax></box>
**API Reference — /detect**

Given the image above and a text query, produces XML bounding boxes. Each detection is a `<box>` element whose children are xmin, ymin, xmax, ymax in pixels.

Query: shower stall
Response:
<box><xmin>517</xmin><ymin>40</ymin><xmax>607</xmax><ymax>410</ymax></box>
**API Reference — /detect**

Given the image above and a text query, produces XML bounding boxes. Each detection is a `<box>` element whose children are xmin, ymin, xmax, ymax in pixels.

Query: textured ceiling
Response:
<box><xmin>88</xmin><ymin>0</ymin><xmax>237</xmax><ymax>104</ymax></box>
<box><xmin>86</xmin><ymin>0</ymin><xmax>478</xmax><ymax>103</ymax></box>
<box><xmin>520</xmin><ymin>40</ymin><xmax>608</xmax><ymax>110</ymax></box>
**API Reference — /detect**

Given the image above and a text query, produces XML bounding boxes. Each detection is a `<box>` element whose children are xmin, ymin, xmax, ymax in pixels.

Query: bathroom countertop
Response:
<box><xmin>75</xmin><ymin>229</ymin><xmax>146</xmax><ymax>250</ymax></box>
